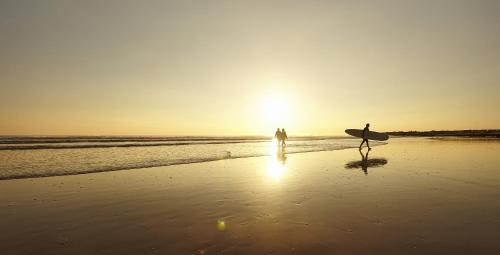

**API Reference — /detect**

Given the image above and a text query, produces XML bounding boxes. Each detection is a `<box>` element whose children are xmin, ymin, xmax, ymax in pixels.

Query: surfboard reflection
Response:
<box><xmin>345</xmin><ymin>150</ymin><xmax>388</xmax><ymax>175</ymax></box>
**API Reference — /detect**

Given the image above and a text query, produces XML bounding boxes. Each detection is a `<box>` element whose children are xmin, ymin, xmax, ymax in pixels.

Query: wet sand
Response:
<box><xmin>1</xmin><ymin>138</ymin><xmax>500</xmax><ymax>254</ymax></box>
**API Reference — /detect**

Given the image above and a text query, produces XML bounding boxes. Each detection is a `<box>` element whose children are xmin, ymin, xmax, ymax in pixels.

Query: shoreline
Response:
<box><xmin>3</xmin><ymin>136</ymin><xmax>500</xmax><ymax>181</ymax></box>
<box><xmin>0</xmin><ymin>142</ymin><xmax>387</xmax><ymax>181</ymax></box>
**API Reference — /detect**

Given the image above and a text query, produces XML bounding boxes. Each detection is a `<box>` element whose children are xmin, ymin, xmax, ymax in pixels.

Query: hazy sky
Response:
<box><xmin>1</xmin><ymin>0</ymin><xmax>499</xmax><ymax>136</ymax></box>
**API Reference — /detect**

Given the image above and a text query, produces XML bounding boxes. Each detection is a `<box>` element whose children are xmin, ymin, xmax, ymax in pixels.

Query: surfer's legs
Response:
<box><xmin>359</xmin><ymin>139</ymin><xmax>365</xmax><ymax>149</ymax></box>
<box><xmin>359</xmin><ymin>139</ymin><xmax>370</xmax><ymax>149</ymax></box>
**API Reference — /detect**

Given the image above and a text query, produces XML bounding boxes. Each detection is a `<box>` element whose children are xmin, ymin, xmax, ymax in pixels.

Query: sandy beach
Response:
<box><xmin>1</xmin><ymin>138</ymin><xmax>500</xmax><ymax>254</ymax></box>
<box><xmin>2</xmin><ymin>1</ymin><xmax>500</xmax><ymax>254</ymax></box>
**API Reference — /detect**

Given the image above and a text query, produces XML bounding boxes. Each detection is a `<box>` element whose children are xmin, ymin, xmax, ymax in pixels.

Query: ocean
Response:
<box><xmin>0</xmin><ymin>136</ymin><xmax>379</xmax><ymax>180</ymax></box>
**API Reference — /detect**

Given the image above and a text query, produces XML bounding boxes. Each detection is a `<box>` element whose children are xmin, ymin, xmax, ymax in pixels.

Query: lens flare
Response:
<box><xmin>217</xmin><ymin>218</ymin><xmax>226</xmax><ymax>231</ymax></box>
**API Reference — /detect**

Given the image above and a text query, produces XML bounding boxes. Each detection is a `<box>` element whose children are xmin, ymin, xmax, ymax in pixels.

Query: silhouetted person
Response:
<box><xmin>274</xmin><ymin>128</ymin><xmax>282</xmax><ymax>146</ymax></box>
<box><xmin>281</xmin><ymin>128</ymin><xmax>288</xmax><ymax>147</ymax></box>
<box><xmin>359</xmin><ymin>123</ymin><xmax>371</xmax><ymax>150</ymax></box>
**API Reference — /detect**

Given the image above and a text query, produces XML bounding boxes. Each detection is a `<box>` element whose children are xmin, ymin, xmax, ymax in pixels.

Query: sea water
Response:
<box><xmin>0</xmin><ymin>136</ymin><xmax>378</xmax><ymax>179</ymax></box>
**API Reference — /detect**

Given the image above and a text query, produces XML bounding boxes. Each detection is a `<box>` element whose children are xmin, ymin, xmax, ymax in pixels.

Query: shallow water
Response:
<box><xmin>0</xmin><ymin>138</ymin><xmax>499</xmax><ymax>254</ymax></box>
<box><xmin>0</xmin><ymin>136</ymin><xmax>380</xmax><ymax>179</ymax></box>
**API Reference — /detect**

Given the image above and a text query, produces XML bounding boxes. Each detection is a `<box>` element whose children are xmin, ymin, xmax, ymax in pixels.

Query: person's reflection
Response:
<box><xmin>345</xmin><ymin>149</ymin><xmax>388</xmax><ymax>175</ymax></box>
<box><xmin>359</xmin><ymin>149</ymin><xmax>369</xmax><ymax>175</ymax></box>
<box><xmin>276</xmin><ymin>146</ymin><xmax>287</xmax><ymax>164</ymax></box>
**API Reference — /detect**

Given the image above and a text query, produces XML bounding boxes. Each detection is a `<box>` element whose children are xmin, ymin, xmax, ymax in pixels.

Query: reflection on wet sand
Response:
<box><xmin>345</xmin><ymin>149</ymin><xmax>388</xmax><ymax>175</ymax></box>
<box><xmin>276</xmin><ymin>146</ymin><xmax>287</xmax><ymax>164</ymax></box>
<box><xmin>266</xmin><ymin>145</ymin><xmax>288</xmax><ymax>181</ymax></box>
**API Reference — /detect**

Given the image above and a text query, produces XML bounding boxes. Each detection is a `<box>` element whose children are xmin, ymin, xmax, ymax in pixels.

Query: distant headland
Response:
<box><xmin>387</xmin><ymin>130</ymin><xmax>500</xmax><ymax>138</ymax></box>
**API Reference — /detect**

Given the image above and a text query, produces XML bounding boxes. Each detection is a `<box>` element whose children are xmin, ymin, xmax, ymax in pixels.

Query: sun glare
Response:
<box><xmin>267</xmin><ymin>157</ymin><xmax>287</xmax><ymax>182</ymax></box>
<box><xmin>259</xmin><ymin>95</ymin><xmax>292</xmax><ymax>129</ymax></box>
<box><xmin>266</xmin><ymin>139</ymin><xmax>287</xmax><ymax>182</ymax></box>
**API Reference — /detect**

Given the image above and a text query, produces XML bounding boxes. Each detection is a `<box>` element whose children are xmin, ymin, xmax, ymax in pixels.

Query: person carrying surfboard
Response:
<box><xmin>359</xmin><ymin>123</ymin><xmax>371</xmax><ymax>150</ymax></box>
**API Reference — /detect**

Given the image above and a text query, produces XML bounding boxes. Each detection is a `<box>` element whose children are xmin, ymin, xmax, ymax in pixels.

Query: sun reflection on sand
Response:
<box><xmin>266</xmin><ymin>139</ymin><xmax>287</xmax><ymax>182</ymax></box>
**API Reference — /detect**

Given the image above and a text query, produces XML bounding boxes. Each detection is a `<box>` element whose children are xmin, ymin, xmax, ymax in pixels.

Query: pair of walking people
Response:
<box><xmin>274</xmin><ymin>128</ymin><xmax>288</xmax><ymax>147</ymax></box>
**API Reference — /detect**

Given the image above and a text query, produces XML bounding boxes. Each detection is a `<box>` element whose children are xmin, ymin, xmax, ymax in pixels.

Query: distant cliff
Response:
<box><xmin>387</xmin><ymin>130</ymin><xmax>500</xmax><ymax>138</ymax></box>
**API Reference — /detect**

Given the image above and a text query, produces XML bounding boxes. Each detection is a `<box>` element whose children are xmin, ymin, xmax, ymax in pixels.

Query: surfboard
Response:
<box><xmin>345</xmin><ymin>129</ymin><xmax>389</xmax><ymax>141</ymax></box>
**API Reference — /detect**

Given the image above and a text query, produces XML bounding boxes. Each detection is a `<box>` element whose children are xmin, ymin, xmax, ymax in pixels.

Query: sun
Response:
<box><xmin>259</xmin><ymin>95</ymin><xmax>291</xmax><ymax>128</ymax></box>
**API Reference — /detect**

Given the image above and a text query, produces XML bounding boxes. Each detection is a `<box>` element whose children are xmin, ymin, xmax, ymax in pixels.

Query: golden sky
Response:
<box><xmin>1</xmin><ymin>0</ymin><xmax>499</xmax><ymax>136</ymax></box>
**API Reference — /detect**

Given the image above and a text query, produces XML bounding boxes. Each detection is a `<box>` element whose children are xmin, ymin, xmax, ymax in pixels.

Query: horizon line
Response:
<box><xmin>0</xmin><ymin>129</ymin><xmax>499</xmax><ymax>137</ymax></box>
